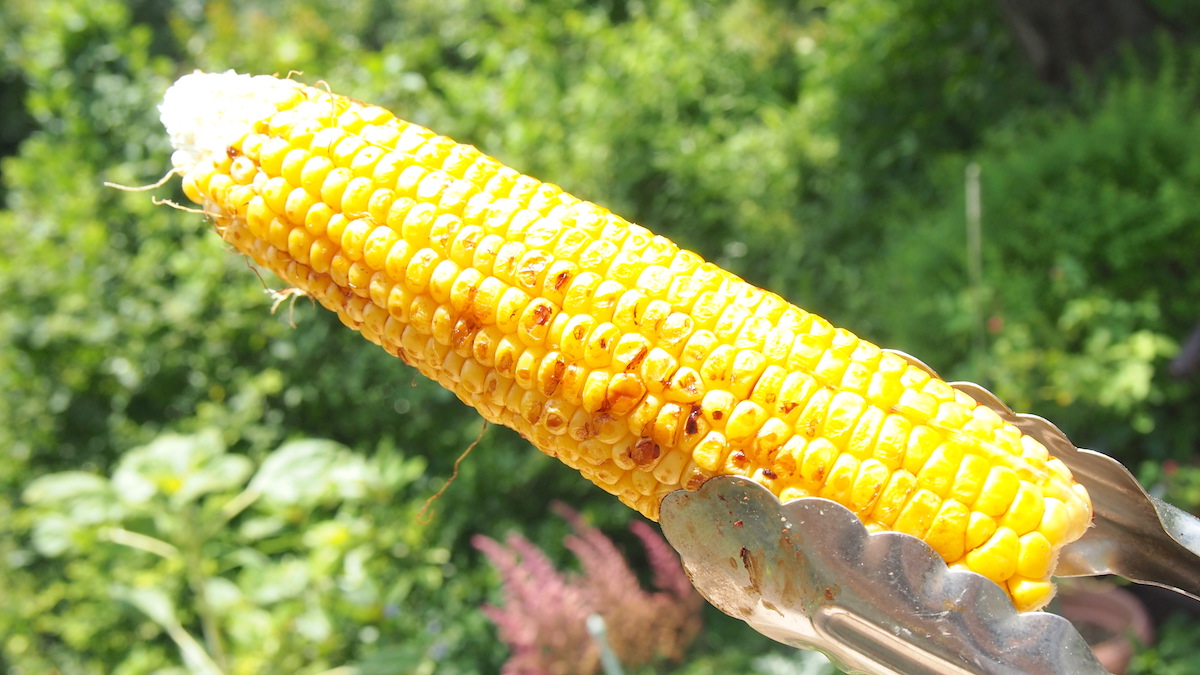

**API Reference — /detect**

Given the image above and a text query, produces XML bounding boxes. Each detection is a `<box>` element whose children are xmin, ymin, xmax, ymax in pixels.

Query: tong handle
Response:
<box><xmin>659</xmin><ymin>477</ymin><xmax>1108</xmax><ymax>675</ymax></box>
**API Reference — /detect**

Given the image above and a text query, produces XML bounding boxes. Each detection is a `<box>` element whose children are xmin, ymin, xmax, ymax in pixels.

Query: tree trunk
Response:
<box><xmin>996</xmin><ymin>0</ymin><xmax>1166</xmax><ymax>85</ymax></box>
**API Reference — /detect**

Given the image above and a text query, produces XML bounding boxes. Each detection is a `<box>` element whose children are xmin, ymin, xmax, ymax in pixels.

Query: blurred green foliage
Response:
<box><xmin>3</xmin><ymin>0</ymin><xmax>1199</xmax><ymax>672</ymax></box>
<box><xmin>18</xmin><ymin>432</ymin><xmax>446</xmax><ymax>674</ymax></box>
<box><xmin>867</xmin><ymin>45</ymin><xmax>1200</xmax><ymax>461</ymax></box>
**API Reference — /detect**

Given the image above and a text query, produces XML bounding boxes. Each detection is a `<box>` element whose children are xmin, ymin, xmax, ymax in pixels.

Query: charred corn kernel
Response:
<box><xmin>163</xmin><ymin>71</ymin><xmax>1094</xmax><ymax>612</ymax></box>
<box><xmin>751</xmin><ymin>417</ymin><xmax>791</xmax><ymax>463</ymax></box>
<box><xmin>799</xmin><ymin>438</ymin><xmax>839</xmax><ymax>487</ymax></box>
<box><xmin>848</xmin><ymin>458</ymin><xmax>890</xmax><ymax>514</ymax></box>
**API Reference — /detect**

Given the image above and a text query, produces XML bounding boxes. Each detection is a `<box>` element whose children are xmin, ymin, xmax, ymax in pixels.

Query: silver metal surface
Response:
<box><xmin>659</xmin><ymin>477</ymin><xmax>1107</xmax><ymax>675</ymax></box>
<box><xmin>655</xmin><ymin>348</ymin><xmax>1200</xmax><ymax>674</ymax></box>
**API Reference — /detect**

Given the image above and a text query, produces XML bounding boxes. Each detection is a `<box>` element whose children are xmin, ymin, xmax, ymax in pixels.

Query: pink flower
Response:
<box><xmin>474</xmin><ymin>503</ymin><xmax>703</xmax><ymax>674</ymax></box>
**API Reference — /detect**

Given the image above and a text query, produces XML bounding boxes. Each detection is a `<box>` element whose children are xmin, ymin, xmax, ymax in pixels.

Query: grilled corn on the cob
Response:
<box><xmin>160</xmin><ymin>71</ymin><xmax>1092</xmax><ymax>612</ymax></box>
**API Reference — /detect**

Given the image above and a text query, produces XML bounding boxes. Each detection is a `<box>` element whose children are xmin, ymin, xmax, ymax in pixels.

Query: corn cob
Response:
<box><xmin>160</xmin><ymin>71</ymin><xmax>1092</xmax><ymax>612</ymax></box>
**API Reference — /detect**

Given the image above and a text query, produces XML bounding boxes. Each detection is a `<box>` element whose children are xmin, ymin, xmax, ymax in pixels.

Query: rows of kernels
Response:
<box><xmin>181</xmin><ymin>84</ymin><xmax>1090</xmax><ymax>611</ymax></box>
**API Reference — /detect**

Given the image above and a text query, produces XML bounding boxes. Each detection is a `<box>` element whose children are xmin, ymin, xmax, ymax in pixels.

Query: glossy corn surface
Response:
<box><xmin>162</xmin><ymin>72</ymin><xmax>1092</xmax><ymax>611</ymax></box>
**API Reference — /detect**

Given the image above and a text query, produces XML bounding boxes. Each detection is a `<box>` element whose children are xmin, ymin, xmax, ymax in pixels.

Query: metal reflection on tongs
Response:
<box><xmin>657</xmin><ymin>349</ymin><xmax>1200</xmax><ymax>674</ymax></box>
<box><xmin>660</xmin><ymin>477</ymin><xmax>1107</xmax><ymax>675</ymax></box>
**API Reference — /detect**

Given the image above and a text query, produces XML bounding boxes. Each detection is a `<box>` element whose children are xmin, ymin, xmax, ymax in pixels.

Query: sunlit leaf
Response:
<box><xmin>295</xmin><ymin>604</ymin><xmax>333</xmax><ymax>642</ymax></box>
<box><xmin>240</xmin><ymin>556</ymin><xmax>311</xmax><ymax>604</ymax></box>
<box><xmin>29</xmin><ymin>514</ymin><xmax>79</xmax><ymax>557</ymax></box>
<box><xmin>112</xmin><ymin>585</ymin><xmax>177</xmax><ymax>627</ymax></box>
<box><xmin>175</xmin><ymin>454</ymin><xmax>254</xmax><ymax>503</ymax></box>
<box><xmin>238</xmin><ymin>515</ymin><xmax>287</xmax><ymax>541</ymax></box>
<box><xmin>112</xmin><ymin>431</ymin><xmax>226</xmax><ymax>505</ymax></box>
<box><xmin>224</xmin><ymin>606</ymin><xmax>275</xmax><ymax>651</ymax></box>
<box><xmin>203</xmin><ymin>576</ymin><xmax>244</xmax><ymax>616</ymax></box>
<box><xmin>22</xmin><ymin>471</ymin><xmax>110</xmax><ymax>505</ymax></box>
<box><xmin>249</xmin><ymin>438</ymin><xmax>355</xmax><ymax>508</ymax></box>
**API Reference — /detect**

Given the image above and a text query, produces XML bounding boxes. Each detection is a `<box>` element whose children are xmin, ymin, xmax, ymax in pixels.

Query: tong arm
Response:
<box><xmin>659</xmin><ymin>477</ymin><xmax>1107</xmax><ymax>675</ymax></box>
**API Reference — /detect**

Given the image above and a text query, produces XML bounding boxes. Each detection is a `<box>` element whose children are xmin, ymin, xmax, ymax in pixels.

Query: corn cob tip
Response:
<box><xmin>161</xmin><ymin>70</ymin><xmax>303</xmax><ymax>175</ymax></box>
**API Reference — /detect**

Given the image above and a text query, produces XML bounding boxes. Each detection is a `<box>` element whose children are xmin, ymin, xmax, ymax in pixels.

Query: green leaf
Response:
<box><xmin>294</xmin><ymin>604</ymin><xmax>333</xmax><ymax>642</ymax></box>
<box><xmin>249</xmin><ymin>438</ymin><xmax>355</xmax><ymax>509</ymax></box>
<box><xmin>22</xmin><ymin>470</ymin><xmax>123</xmax><ymax>529</ymax></box>
<box><xmin>29</xmin><ymin>514</ymin><xmax>80</xmax><ymax>557</ymax></box>
<box><xmin>224</xmin><ymin>607</ymin><xmax>275</xmax><ymax>651</ymax></box>
<box><xmin>302</xmin><ymin>519</ymin><xmax>356</xmax><ymax>550</ymax></box>
<box><xmin>203</xmin><ymin>576</ymin><xmax>244</xmax><ymax>616</ymax></box>
<box><xmin>240</xmin><ymin>556</ymin><xmax>311</xmax><ymax>604</ymax></box>
<box><xmin>238</xmin><ymin>515</ymin><xmax>287</xmax><ymax>541</ymax></box>
<box><xmin>112</xmin><ymin>430</ymin><xmax>227</xmax><ymax>505</ymax></box>
<box><xmin>175</xmin><ymin>454</ymin><xmax>254</xmax><ymax>503</ymax></box>
<box><xmin>22</xmin><ymin>471</ymin><xmax>110</xmax><ymax>505</ymax></box>
<box><xmin>113</xmin><ymin>585</ymin><xmax>222</xmax><ymax>674</ymax></box>
<box><xmin>112</xmin><ymin>585</ymin><xmax>177</xmax><ymax>627</ymax></box>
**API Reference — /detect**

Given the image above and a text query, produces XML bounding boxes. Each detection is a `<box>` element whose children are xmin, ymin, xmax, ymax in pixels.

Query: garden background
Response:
<box><xmin>4</xmin><ymin>0</ymin><xmax>1200</xmax><ymax>672</ymax></box>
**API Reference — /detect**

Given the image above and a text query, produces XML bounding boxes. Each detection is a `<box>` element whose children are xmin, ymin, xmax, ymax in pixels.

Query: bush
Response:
<box><xmin>864</xmin><ymin>41</ymin><xmax>1200</xmax><ymax>463</ymax></box>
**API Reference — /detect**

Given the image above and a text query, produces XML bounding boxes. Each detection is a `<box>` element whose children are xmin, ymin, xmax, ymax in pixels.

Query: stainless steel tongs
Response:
<box><xmin>657</xmin><ymin>350</ymin><xmax>1200</xmax><ymax>675</ymax></box>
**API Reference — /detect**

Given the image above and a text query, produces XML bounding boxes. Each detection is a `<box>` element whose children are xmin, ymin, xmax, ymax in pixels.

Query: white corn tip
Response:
<box><xmin>160</xmin><ymin>70</ymin><xmax>301</xmax><ymax>174</ymax></box>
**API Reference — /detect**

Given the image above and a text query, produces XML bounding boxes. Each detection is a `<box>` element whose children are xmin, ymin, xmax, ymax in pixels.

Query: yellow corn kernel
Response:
<box><xmin>871</xmin><ymin>470</ymin><xmax>918</xmax><ymax>527</ymax></box>
<box><xmin>1007</xmin><ymin>577</ymin><xmax>1055</xmax><ymax>613</ymax></box>
<box><xmin>822</xmin><ymin>391</ymin><xmax>866</xmax><ymax>448</ymax></box>
<box><xmin>844</xmin><ymin>405</ymin><xmax>885</xmax><ymax>461</ymax></box>
<box><xmin>817</xmin><ymin>453</ymin><xmax>860</xmax><ymax>504</ymax></box>
<box><xmin>692</xmin><ymin>431</ymin><xmax>730</xmax><ymax>473</ymax></box>
<box><xmin>164</xmin><ymin>71</ymin><xmax>1095</xmax><ymax>613</ymax></box>
<box><xmin>1016</xmin><ymin>531</ymin><xmax>1055</xmax><ymax>579</ymax></box>
<box><xmin>774</xmin><ymin>371</ymin><xmax>818</xmax><ymax>424</ymax></box>
<box><xmin>799</xmin><ymin>437</ymin><xmax>839</xmax><ymax>487</ymax></box>
<box><xmin>892</xmin><ymin>488</ymin><xmax>942</xmax><ymax>540</ymax></box>
<box><xmin>847</xmin><ymin>458</ymin><xmax>890</xmax><ymax>515</ymax></box>
<box><xmin>915</xmin><ymin>444</ymin><xmax>963</xmax><ymax>499</ymax></box>
<box><xmin>771</xmin><ymin>436</ymin><xmax>804</xmax><ymax>482</ymax></box>
<box><xmin>1036</xmin><ymin>497</ymin><xmax>1070</xmax><ymax>544</ymax></box>
<box><xmin>949</xmin><ymin>452</ymin><xmax>990</xmax><ymax>505</ymax></box>
<box><xmin>901</xmin><ymin>425</ymin><xmax>942</xmax><ymax>476</ymax></box>
<box><xmin>751</xmin><ymin>417</ymin><xmax>791</xmax><ymax>464</ymax></box>
<box><xmin>965</xmin><ymin>526</ymin><xmax>1019</xmax><ymax>585</ymax></box>
<box><xmin>1000</xmin><ymin>482</ymin><xmax>1047</xmax><ymax>536</ymax></box>
<box><xmin>663</xmin><ymin>366</ymin><xmax>704</xmax><ymax>404</ymax></box>
<box><xmin>975</xmin><ymin>466</ymin><xmax>1021</xmax><ymax>518</ymax></box>
<box><xmin>724</xmin><ymin>400</ymin><xmax>769</xmax><ymax>442</ymax></box>
<box><xmin>922</xmin><ymin>500</ymin><xmax>969</xmax><ymax>563</ymax></box>
<box><xmin>965</xmin><ymin>510</ymin><xmax>998</xmax><ymax>551</ymax></box>
<box><xmin>872</xmin><ymin>413</ymin><xmax>911</xmax><ymax>471</ymax></box>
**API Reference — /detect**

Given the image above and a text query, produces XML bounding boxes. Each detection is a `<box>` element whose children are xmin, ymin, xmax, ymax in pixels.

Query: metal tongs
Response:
<box><xmin>658</xmin><ymin>350</ymin><xmax>1200</xmax><ymax>675</ymax></box>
